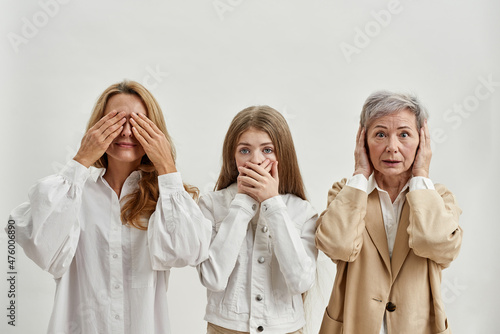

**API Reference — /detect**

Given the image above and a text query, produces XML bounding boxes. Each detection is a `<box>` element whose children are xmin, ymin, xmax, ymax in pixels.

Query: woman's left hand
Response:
<box><xmin>238</xmin><ymin>161</ymin><xmax>279</xmax><ymax>203</ymax></box>
<box><xmin>412</xmin><ymin>119</ymin><xmax>432</xmax><ymax>178</ymax></box>
<box><xmin>130</xmin><ymin>112</ymin><xmax>177</xmax><ymax>175</ymax></box>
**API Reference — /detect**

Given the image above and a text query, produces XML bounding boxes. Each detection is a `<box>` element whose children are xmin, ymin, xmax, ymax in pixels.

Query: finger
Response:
<box><xmin>95</xmin><ymin>111</ymin><xmax>126</xmax><ymax>132</ymax></box>
<box><xmin>132</xmin><ymin>113</ymin><xmax>162</xmax><ymax>136</ymax></box>
<box><xmin>102</xmin><ymin>117</ymin><xmax>126</xmax><ymax>140</ymax></box>
<box><xmin>104</xmin><ymin>125</ymin><xmax>124</xmax><ymax>145</ymax></box>
<box><xmin>419</xmin><ymin>126</ymin><xmax>426</xmax><ymax>150</ymax></box>
<box><xmin>258</xmin><ymin>159</ymin><xmax>272</xmax><ymax>174</ymax></box>
<box><xmin>359</xmin><ymin>127</ymin><xmax>367</xmax><ymax>146</ymax></box>
<box><xmin>356</xmin><ymin>125</ymin><xmax>362</xmax><ymax>143</ymax></box>
<box><xmin>92</xmin><ymin>110</ymin><xmax>119</xmax><ymax>130</ymax></box>
<box><xmin>238</xmin><ymin>166</ymin><xmax>264</xmax><ymax>181</ymax></box>
<box><xmin>130</xmin><ymin>118</ymin><xmax>153</xmax><ymax>143</ymax></box>
<box><xmin>271</xmin><ymin>161</ymin><xmax>279</xmax><ymax>180</ymax></box>
<box><xmin>424</xmin><ymin>119</ymin><xmax>431</xmax><ymax>142</ymax></box>
<box><xmin>238</xmin><ymin>175</ymin><xmax>260</xmax><ymax>188</ymax></box>
<box><xmin>244</xmin><ymin>161</ymin><xmax>269</xmax><ymax>176</ymax></box>
<box><xmin>132</xmin><ymin>126</ymin><xmax>149</xmax><ymax>147</ymax></box>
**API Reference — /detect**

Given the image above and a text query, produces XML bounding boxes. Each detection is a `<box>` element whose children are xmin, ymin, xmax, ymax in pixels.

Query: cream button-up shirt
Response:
<box><xmin>8</xmin><ymin>159</ymin><xmax>212</xmax><ymax>334</ymax></box>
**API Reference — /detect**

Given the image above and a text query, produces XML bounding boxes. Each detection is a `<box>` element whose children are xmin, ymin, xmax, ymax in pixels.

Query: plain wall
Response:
<box><xmin>1</xmin><ymin>1</ymin><xmax>499</xmax><ymax>333</ymax></box>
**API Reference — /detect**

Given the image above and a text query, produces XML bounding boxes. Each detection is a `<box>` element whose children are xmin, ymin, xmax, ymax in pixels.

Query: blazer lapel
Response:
<box><xmin>365</xmin><ymin>190</ymin><xmax>391</xmax><ymax>273</ymax></box>
<box><xmin>390</xmin><ymin>200</ymin><xmax>411</xmax><ymax>283</ymax></box>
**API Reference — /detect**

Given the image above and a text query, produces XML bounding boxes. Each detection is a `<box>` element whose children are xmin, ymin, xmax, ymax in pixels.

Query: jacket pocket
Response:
<box><xmin>435</xmin><ymin>324</ymin><xmax>450</xmax><ymax>334</ymax></box>
<box><xmin>319</xmin><ymin>308</ymin><xmax>343</xmax><ymax>334</ymax></box>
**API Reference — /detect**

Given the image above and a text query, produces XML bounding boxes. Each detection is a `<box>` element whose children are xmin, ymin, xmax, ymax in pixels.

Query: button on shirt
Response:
<box><xmin>197</xmin><ymin>183</ymin><xmax>318</xmax><ymax>334</ymax></box>
<box><xmin>347</xmin><ymin>173</ymin><xmax>435</xmax><ymax>334</ymax></box>
<box><xmin>9</xmin><ymin>160</ymin><xmax>211</xmax><ymax>334</ymax></box>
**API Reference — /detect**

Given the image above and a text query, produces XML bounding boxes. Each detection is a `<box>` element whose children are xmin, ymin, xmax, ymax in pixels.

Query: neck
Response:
<box><xmin>373</xmin><ymin>170</ymin><xmax>411</xmax><ymax>203</ymax></box>
<box><xmin>103</xmin><ymin>158</ymin><xmax>141</xmax><ymax>198</ymax></box>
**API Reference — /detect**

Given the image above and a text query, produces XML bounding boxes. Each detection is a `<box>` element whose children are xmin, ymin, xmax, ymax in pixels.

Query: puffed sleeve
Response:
<box><xmin>197</xmin><ymin>192</ymin><xmax>258</xmax><ymax>292</ymax></box>
<box><xmin>263</xmin><ymin>195</ymin><xmax>318</xmax><ymax>295</ymax></box>
<box><xmin>7</xmin><ymin>160</ymin><xmax>87</xmax><ymax>278</ymax></box>
<box><xmin>315</xmin><ymin>178</ymin><xmax>368</xmax><ymax>263</ymax></box>
<box><xmin>406</xmin><ymin>183</ymin><xmax>462</xmax><ymax>268</ymax></box>
<box><xmin>147</xmin><ymin>172</ymin><xmax>212</xmax><ymax>269</ymax></box>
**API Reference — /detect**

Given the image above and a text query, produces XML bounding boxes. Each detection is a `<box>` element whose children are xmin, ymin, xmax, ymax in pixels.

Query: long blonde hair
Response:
<box><xmin>86</xmin><ymin>80</ymin><xmax>198</xmax><ymax>230</ymax></box>
<box><xmin>215</xmin><ymin>105</ymin><xmax>306</xmax><ymax>200</ymax></box>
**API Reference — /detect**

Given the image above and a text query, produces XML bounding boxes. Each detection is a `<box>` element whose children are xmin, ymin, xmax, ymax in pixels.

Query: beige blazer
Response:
<box><xmin>315</xmin><ymin>179</ymin><xmax>462</xmax><ymax>334</ymax></box>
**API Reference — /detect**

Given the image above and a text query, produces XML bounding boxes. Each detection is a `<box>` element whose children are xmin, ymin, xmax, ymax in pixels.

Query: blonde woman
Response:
<box><xmin>197</xmin><ymin>106</ymin><xmax>318</xmax><ymax>334</ymax></box>
<box><xmin>316</xmin><ymin>91</ymin><xmax>463</xmax><ymax>334</ymax></box>
<box><xmin>8</xmin><ymin>80</ymin><xmax>211</xmax><ymax>334</ymax></box>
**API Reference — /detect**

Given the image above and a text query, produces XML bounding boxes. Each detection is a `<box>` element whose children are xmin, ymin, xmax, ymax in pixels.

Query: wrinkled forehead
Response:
<box><xmin>366</xmin><ymin>108</ymin><xmax>418</xmax><ymax>130</ymax></box>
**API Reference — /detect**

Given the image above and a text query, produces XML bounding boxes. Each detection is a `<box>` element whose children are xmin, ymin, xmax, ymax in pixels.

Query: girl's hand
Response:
<box><xmin>74</xmin><ymin>111</ymin><xmax>126</xmax><ymax>168</ymax></box>
<box><xmin>237</xmin><ymin>160</ymin><xmax>279</xmax><ymax>203</ymax></box>
<box><xmin>130</xmin><ymin>112</ymin><xmax>176</xmax><ymax>175</ymax></box>
<box><xmin>412</xmin><ymin>119</ymin><xmax>432</xmax><ymax>178</ymax></box>
<box><xmin>237</xmin><ymin>159</ymin><xmax>272</xmax><ymax>193</ymax></box>
<box><xmin>353</xmin><ymin>125</ymin><xmax>373</xmax><ymax>180</ymax></box>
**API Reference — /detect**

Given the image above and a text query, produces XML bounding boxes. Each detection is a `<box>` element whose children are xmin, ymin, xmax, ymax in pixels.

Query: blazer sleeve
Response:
<box><xmin>197</xmin><ymin>192</ymin><xmax>258</xmax><ymax>292</ymax></box>
<box><xmin>147</xmin><ymin>172</ymin><xmax>212</xmax><ymax>269</ymax></box>
<box><xmin>264</xmin><ymin>195</ymin><xmax>318</xmax><ymax>295</ymax></box>
<box><xmin>315</xmin><ymin>178</ymin><xmax>368</xmax><ymax>263</ymax></box>
<box><xmin>406</xmin><ymin>183</ymin><xmax>463</xmax><ymax>268</ymax></box>
<box><xmin>6</xmin><ymin>160</ymin><xmax>86</xmax><ymax>278</ymax></box>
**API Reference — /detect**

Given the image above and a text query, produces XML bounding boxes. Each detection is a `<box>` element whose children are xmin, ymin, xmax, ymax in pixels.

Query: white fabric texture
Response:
<box><xmin>8</xmin><ymin>159</ymin><xmax>212</xmax><ymax>334</ymax></box>
<box><xmin>197</xmin><ymin>184</ymin><xmax>318</xmax><ymax>334</ymax></box>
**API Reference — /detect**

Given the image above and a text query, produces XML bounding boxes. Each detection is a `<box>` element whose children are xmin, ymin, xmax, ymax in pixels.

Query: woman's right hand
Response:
<box><xmin>73</xmin><ymin>111</ymin><xmax>126</xmax><ymax>168</ymax></box>
<box><xmin>353</xmin><ymin>125</ymin><xmax>373</xmax><ymax>180</ymax></box>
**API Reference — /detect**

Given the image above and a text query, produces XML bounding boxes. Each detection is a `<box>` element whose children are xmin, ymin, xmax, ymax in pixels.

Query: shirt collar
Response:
<box><xmin>367</xmin><ymin>174</ymin><xmax>410</xmax><ymax>198</ymax></box>
<box><xmin>89</xmin><ymin>166</ymin><xmax>142</xmax><ymax>185</ymax></box>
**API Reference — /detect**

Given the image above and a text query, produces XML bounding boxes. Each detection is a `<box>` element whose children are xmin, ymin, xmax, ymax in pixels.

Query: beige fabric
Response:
<box><xmin>315</xmin><ymin>179</ymin><xmax>462</xmax><ymax>334</ymax></box>
<box><xmin>207</xmin><ymin>323</ymin><xmax>303</xmax><ymax>334</ymax></box>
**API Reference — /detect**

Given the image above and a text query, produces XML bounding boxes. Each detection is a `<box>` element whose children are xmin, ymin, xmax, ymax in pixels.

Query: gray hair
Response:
<box><xmin>360</xmin><ymin>90</ymin><xmax>428</xmax><ymax>130</ymax></box>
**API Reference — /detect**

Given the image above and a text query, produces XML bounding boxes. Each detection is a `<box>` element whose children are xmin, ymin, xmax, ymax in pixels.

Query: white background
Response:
<box><xmin>1</xmin><ymin>0</ymin><xmax>499</xmax><ymax>333</ymax></box>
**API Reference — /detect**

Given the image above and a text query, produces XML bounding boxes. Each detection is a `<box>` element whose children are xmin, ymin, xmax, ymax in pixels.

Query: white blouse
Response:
<box><xmin>197</xmin><ymin>184</ymin><xmax>318</xmax><ymax>334</ymax></box>
<box><xmin>8</xmin><ymin>160</ymin><xmax>212</xmax><ymax>334</ymax></box>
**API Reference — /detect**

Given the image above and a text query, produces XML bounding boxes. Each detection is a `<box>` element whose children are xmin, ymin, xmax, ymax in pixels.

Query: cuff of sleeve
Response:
<box><xmin>409</xmin><ymin>176</ymin><xmax>435</xmax><ymax>191</ymax></box>
<box><xmin>261</xmin><ymin>195</ymin><xmax>287</xmax><ymax>215</ymax></box>
<box><xmin>60</xmin><ymin>160</ymin><xmax>90</xmax><ymax>185</ymax></box>
<box><xmin>347</xmin><ymin>174</ymin><xmax>369</xmax><ymax>192</ymax></box>
<box><xmin>231</xmin><ymin>193</ymin><xmax>259</xmax><ymax>216</ymax></box>
<box><xmin>158</xmin><ymin>172</ymin><xmax>184</xmax><ymax>194</ymax></box>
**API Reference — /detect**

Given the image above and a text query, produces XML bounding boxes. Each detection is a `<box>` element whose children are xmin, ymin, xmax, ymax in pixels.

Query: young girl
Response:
<box><xmin>8</xmin><ymin>80</ymin><xmax>211</xmax><ymax>334</ymax></box>
<box><xmin>197</xmin><ymin>105</ymin><xmax>318</xmax><ymax>334</ymax></box>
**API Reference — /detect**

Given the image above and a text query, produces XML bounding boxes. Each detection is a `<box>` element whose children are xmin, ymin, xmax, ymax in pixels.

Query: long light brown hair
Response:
<box><xmin>215</xmin><ymin>105</ymin><xmax>306</xmax><ymax>200</ymax></box>
<box><xmin>86</xmin><ymin>80</ymin><xmax>199</xmax><ymax>230</ymax></box>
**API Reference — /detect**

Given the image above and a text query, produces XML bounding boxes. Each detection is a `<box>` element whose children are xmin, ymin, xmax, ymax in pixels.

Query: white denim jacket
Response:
<box><xmin>197</xmin><ymin>183</ymin><xmax>318</xmax><ymax>334</ymax></box>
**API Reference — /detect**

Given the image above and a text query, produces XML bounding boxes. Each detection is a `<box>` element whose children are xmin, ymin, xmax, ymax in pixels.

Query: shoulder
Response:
<box><xmin>280</xmin><ymin>193</ymin><xmax>318</xmax><ymax>222</ymax></box>
<box><xmin>199</xmin><ymin>184</ymin><xmax>237</xmax><ymax>210</ymax></box>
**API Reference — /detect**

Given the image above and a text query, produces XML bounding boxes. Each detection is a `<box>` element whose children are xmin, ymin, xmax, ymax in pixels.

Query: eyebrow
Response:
<box><xmin>372</xmin><ymin>125</ymin><xmax>414</xmax><ymax>130</ymax></box>
<box><xmin>237</xmin><ymin>142</ymin><xmax>274</xmax><ymax>146</ymax></box>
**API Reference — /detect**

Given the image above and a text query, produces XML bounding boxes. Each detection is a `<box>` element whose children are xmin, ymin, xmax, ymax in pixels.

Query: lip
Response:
<box><xmin>115</xmin><ymin>142</ymin><xmax>137</xmax><ymax>148</ymax></box>
<box><xmin>382</xmin><ymin>160</ymin><xmax>402</xmax><ymax>166</ymax></box>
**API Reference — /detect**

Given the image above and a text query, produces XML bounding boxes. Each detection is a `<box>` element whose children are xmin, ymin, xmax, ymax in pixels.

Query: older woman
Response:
<box><xmin>315</xmin><ymin>91</ymin><xmax>463</xmax><ymax>334</ymax></box>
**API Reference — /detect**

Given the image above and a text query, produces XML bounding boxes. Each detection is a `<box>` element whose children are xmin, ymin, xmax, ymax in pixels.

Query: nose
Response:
<box><xmin>121</xmin><ymin>119</ymin><xmax>132</xmax><ymax>137</ymax></box>
<box><xmin>386</xmin><ymin>135</ymin><xmax>399</xmax><ymax>153</ymax></box>
<box><xmin>250</xmin><ymin>151</ymin><xmax>265</xmax><ymax>165</ymax></box>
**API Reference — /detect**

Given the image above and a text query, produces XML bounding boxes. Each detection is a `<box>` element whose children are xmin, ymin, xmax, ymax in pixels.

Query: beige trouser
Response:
<box><xmin>207</xmin><ymin>322</ymin><xmax>303</xmax><ymax>334</ymax></box>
